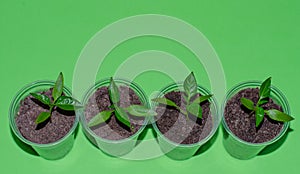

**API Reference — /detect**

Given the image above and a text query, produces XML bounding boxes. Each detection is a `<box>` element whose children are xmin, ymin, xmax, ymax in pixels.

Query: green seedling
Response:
<box><xmin>152</xmin><ymin>72</ymin><xmax>212</xmax><ymax>119</ymax></box>
<box><xmin>88</xmin><ymin>77</ymin><xmax>156</xmax><ymax>129</ymax></box>
<box><xmin>240</xmin><ymin>77</ymin><xmax>294</xmax><ymax>127</ymax></box>
<box><xmin>30</xmin><ymin>72</ymin><xmax>81</xmax><ymax>124</ymax></box>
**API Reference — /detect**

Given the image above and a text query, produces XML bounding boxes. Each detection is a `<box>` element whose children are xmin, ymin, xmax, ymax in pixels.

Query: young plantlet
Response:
<box><xmin>152</xmin><ymin>72</ymin><xmax>212</xmax><ymax>119</ymax></box>
<box><xmin>30</xmin><ymin>72</ymin><xmax>81</xmax><ymax>125</ymax></box>
<box><xmin>240</xmin><ymin>77</ymin><xmax>294</xmax><ymax>127</ymax></box>
<box><xmin>88</xmin><ymin>77</ymin><xmax>156</xmax><ymax>129</ymax></box>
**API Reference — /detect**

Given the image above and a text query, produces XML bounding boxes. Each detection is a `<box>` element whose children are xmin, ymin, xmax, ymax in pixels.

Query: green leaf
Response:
<box><xmin>152</xmin><ymin>97</ymin><xmax>187</xmax><ymax>115</ymax></box>
<box><xmin>55</xmin><ymin>96</ymin><xmax>81</xmax><ymax>111</ymax></box>
<box><xmin>30</xmin><ymin>93</ymin><xmax>50</xmax><ymax>105</ymax></box>
<box><xmin>183</xmin><ymin>72</ymin><xmax>197</xmax><ymax>100</ymax></box>
<box><xmin>240</xmin><ymin>97</ymin><xmax>254</xmax><ymax>110</ymax></box>
<box><xmin>109</xmin><ymin>77</ymin><xmax>120</xmax><ymax>104</ymax></box>
<box><xmin>187</xmin><ymin>102</ymin><xmax>203</xmax><ymax>119</ymax></box>
<box><xmin>258</xmin><ymin>99</ymin><xmax>269</xmax><ymax>105</ymax></box>
<box><xmin>265</xmin><ymin>109</ymin><xmax>294</xmax><ymax>122</ymax></box>
<box><xmin>35</xmin><ymin>112</ymin><xmax>51</xmax><ymax>124</ymax></box>
<box><xmin>52</xmin><ymin>72</ymin><xmax>64</xmax><ymax>102</ymax></box>
<box><xmin>115</xmin><ymin>106</ymin><xmax>131</xmax><ymax>128</ymax></box>
<box><xmin>192</xmin><ymin>94</ymin><xmax>213</xmax><ymax>104</ymax></box>
<box><xmin>88</xmin><ymin>110</ymin><xmax>113</xmax><ymax>127</ymax></box>
<box><xmin>125</xmin><ymin>105</ymin><xmax>157</xmax><ymax>117</ymax></box>
<box><xmin>255</xmin><ymin>107</ymin><xmax>265</xmax><ymax>127</ymax></box>
<box><xmin>152</xmin><ymin>97</ymin><xmax>180</xmax><ymax>110</ymax></box>
<box><xmin>259</xmin><ymin>77</ymin><xmax>271</xmax><ymax>100</ymax></box>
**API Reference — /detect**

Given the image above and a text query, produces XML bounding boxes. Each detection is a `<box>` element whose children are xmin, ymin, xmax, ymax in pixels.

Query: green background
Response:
<box><xmin>1</xmin><ymin>0</ymin><xmax>299</xmax><ymax>173</ymax></box>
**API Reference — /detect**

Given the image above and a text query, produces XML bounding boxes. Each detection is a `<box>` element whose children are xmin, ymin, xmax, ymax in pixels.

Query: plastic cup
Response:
<box><xmin>151</xmin><ymin>83</ymin><xmax>220</xmax><ymax>160</ymax></box>
<box><xmin>9</xmin><ymin>81</ymin><xmax>79</xmax><ymax>160</ymax></box>
<box><xmin>221</xmin><ymin>81</ymin><xmax>290</xmax><ymax>160</ymax></box>
<box><xmin>80</xmin><ymin>78</ymin><xmax>149</xmax><ymax>157</ymax></box>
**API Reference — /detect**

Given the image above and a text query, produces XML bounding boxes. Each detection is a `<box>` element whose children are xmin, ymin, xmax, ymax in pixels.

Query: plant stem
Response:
<box><xmin>257</xmin><ymin>98</ymin><xmax>262</xmax><ymax>107</ymax></box>
<box><xmin>185</xmin><ymin>95</ymin><xmax>191</xmax><ymax>119</ymax></box>
<box><xmin>249</xmin><ymin>110</ymin><xmax>255</xmax><ymax>116</ymax></box>
<box><xmin>49</xmin><ymin>105</ymin><xmax>54</xmax><ymax>114</ymax></box>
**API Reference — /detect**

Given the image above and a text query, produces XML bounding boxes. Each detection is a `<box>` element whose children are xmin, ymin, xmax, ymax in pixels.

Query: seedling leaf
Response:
<box><xmin>259</xmin><ymin>77</ymin><xmax>271</xmax><ymax>100</ymax></box>
<box><xmin>35</xmin><ymin>112</ymin><xmax>51</xmax><ymax>124</ymax></box>
<box><xmin>255</xmin><ymin>107</ymin><xmax>265</xmax><ymax>127</ymax></box>
<box><xmin>258</xmin><ymin>99</ymin><xmax>268</xmax><ymax>105</ymax></box>
<box><xmin>109</xmin><ymin>77</ymin><xmax>120</xmax><ymax>104</ymax></box>
<box><xmin>187</xmin><ymin>102</ymin><xmax>203</xmax><ymax>119</ymax></box>
<box><xmin>265</xmin><ymin>109</ymin><xmax>294</xmax><ymax>122</ymax></box>
<box><xmin>152</xmin><ymin>97</ymin><xmax>180</xmax><ymax>110</ymax></box>
<box><xmin>192</xmin><ymin>94</ymin><xmax>212</xmax><ymax>104</ymax></box>
<box><xmin>30</xmin><ymin>93</ymin><xmax>50</xmax><ymax>105</ymax></box>
<box><xmin>52</xmin><ymin>72</ymin><xmax>64</xmax><ymax>102</ymax></box>
<box><xmin>183</xmin><ymin>72</ymin><xmax>197</xmax><ymax>101</ymax></box>
<box><xmin>125</xmin><ymin>105</ymin><xmax>157</xmax><ymax>117</ymax></box>
<box><xmin>55</xmin><ymin>96</ymin><xmax>81</xmax><ymax>110</ymax></box>
<box><xmin>115</xmin><ymin>106</ymin><xmax>131</xmax><ymax>128</ymax></box>
<box><xmin>241</xmin><ymin>97</ymin><xmax>254</xmax><ymax>110</ymax></box>
<box><xmin>88</xmin><ymin>110</ymin><xmax>113</xmax><ymax>127</ymax></box>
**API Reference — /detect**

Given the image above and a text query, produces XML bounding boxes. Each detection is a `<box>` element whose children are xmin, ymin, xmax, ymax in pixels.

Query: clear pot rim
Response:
<box><xmin>221</xmin><ymin>80</ymin><xmax>290</xmax><ymax>147</ymax></box>
<box><xmin>151</xmin><ymin>82</ymin><xmax>220</xmax><ymax>148</ymax></box>
<box><xmin>80</xmin><ymin>78</ymin><xmax>149</xmax><ymax>144</ymax></box>
<box><xmin>9</xmin><ymin>80</ymin><xmax>79</xmax><ymax>148</ymax></box>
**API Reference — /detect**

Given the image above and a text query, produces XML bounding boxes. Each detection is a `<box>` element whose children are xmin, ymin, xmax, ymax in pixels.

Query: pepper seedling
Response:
<box><xmin>88</xmin><ymin>77</ymin><xmax>156</xmax><ymax>129</ymax></box>
<box><xmin>30</xmin><ymin>72</ymin><xmax>82</xmax><ymax>124</ymax></box>
<box><xmin>240</xmin><ymin>77</ymin><xmax>294</xmax><ymax>127</ymax></box>
<box><xmin>152</xmin><ymin>72</ymin><xmax>212</xmax><ymax>119</ymax></box>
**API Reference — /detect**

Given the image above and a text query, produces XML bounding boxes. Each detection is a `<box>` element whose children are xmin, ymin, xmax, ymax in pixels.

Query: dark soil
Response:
<box><xmin>224</xmin><ymin>88</ymin><xmax>284</xmax><ymax>143</ymax></box>
<box><xmin>84</xmin><ymin>86</ymin><xmax>145</xmax><ymax>140</ymax></box>
<box><xmin>16</xmin><ymin>89</ymin><xmax>75</xmax><ymax>144</ymax></box>
<box><xmin>155</xmin><ymin>91</ymin><xmax>213</xmax><ymax>144</ymax></box>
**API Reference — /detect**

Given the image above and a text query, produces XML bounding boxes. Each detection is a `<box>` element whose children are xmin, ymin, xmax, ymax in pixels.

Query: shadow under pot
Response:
<box><xmin>151</xmin><ymin>83</ymin><xmax>220</xmax><ymax>160</ymax></box>
<box><xmin>81</xmin><ymin>78</ymin><xmax>149</xmax><ymax>157</ymax></box>
<box><xmin>222</xmin><ymin>81</ymin><xmax>290</xmax><ymax>160</ymax></box>
<box><xmin>9</xmin><ymin>81</ymin><xmax>79</xmax><ymax>160</ymax></box>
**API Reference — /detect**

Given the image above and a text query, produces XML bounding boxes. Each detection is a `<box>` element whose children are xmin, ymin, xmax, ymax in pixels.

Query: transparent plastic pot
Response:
<box><xmin>80</xmin><ymin>78</ymin><xmax>149</xmax><ymax>157</ymax></box>
<box><xmin>221</xmin><ymin>81</ymin><xmax>290</xmax><ymax>160</ymax></box>
<box><xmin>9</xmin><ymin>81</ymin><xmax>79</xmax><ymax>160</ymax></box>
<box><xmin>151</xmin><ymin>83</ymin><xmax>220</xmax><ymax>160</ymax></box>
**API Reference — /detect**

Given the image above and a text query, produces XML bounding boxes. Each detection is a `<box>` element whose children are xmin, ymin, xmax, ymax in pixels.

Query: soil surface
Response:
<box><xmin>224</xmin><ymin>88</ymin><xmax>284</xmax><ymax>143</ymax></box>
<box><xmin>16</xmin><ymin>89</ymin><xmax>76</xmax><ymax>144</ymax></box>
<box><xmin>84</xmin><ymin>86</ymin><xmax>145</xmax><ymax>140</ymax></box>
<box><xmin>155</xmin><ymin>91</ymin><xmax>213</xmax><ymax>144</ymax></box>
